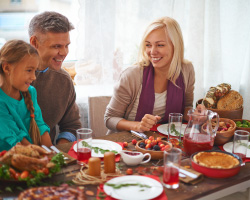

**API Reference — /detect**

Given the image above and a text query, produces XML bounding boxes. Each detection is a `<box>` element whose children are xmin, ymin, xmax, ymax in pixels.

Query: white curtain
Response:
<box><xmin>76</xmin><ymin>0</ymin><xmax>250</xmax><ymax>119</ymax></box>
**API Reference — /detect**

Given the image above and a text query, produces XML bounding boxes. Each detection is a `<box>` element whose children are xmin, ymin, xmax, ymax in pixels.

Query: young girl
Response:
<box><xmin>0</xmin><ymin>40</ymin><xmax>52</xmax><ymax>151</ymax></box>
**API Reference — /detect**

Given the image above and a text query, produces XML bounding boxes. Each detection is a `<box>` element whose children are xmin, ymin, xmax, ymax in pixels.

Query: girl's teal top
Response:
<box><xmin>0</xmin><ymin>86</ymin><xmax>50</xmax><ymax>151</ymax></box>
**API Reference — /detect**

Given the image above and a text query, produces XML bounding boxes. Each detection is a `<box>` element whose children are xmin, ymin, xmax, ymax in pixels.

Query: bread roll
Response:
<box><xmin>217</xmin><ymin>90</ymin><xmax>243</xmax><ymax>110</ymax></box>
<box><xmin>104</xmin><ymin>152</ymin><xmax>116</xmax><ymax>173</ymax></box>
<box><xmin>88</xmin><ymin>157</ymin><xmax>101</xmax><ymax>176</ymax></box>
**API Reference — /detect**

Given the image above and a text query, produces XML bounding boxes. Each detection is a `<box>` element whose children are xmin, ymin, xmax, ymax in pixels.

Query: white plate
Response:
<box><xmin>223</xmin><ymin>142</ymin><xmax>250</xmax><ymax>158</ymax></box>
<box><xmin>157</xmin><ymin>123</ymin><xmax>187</xmax><ymax>137</ymax></box>
<box><xmin>103</xmin><ymin>175</ymin><xmax>163</xmax><ymax>200</ymax></box>
<box><xmin>73</xmin><ymin>139</ymin><xmax>122</xmax><ymax>157</ymax></box>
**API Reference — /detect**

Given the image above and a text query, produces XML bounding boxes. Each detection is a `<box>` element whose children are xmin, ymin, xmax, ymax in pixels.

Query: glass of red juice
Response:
<box><xmin>163</xmin><ymin>148</ymin><xmax>182</xmax><ymax>189</ymax></box>
<box><xmin>233</xmin><ymin>130</ymin><xmax>249</xmax><ymax>159</ymax></box>
<box><xmin>76</xmin><ymin>128</ymin><xmax>92</xmax><ymax>165</ymax></box>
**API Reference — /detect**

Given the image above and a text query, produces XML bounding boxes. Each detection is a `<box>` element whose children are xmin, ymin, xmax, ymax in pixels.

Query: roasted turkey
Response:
<box><xmin>0</xmin><ymin>143</ymin><xmax>55</xmax><ymax>171</ymax></box>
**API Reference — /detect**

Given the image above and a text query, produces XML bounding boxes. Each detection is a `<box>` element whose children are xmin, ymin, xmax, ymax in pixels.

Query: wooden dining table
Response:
<box><xmin>1</xmin><ymin>131</ymin><xmax>250</xmax><ymax>200</ymax></box>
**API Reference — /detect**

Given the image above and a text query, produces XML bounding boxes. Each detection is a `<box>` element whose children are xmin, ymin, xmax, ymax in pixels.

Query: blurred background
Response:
<box><xmin>1</xmin><ymin>0</ymin><xmax>250</xmax><ymax>123</ymax></box>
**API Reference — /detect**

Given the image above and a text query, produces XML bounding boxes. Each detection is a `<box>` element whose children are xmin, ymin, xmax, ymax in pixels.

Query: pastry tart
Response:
<box><xmin>193</xmin><ymin>152</ymin><xmax>239</xmax><ymax>169</ymax></box>
<box><xmin>18</xmin><ymin>185</ymin><xmax>85</xmax><ymax>200</ymax></box>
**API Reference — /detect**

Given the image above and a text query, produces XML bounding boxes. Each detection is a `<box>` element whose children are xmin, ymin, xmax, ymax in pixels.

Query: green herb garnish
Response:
<box><xmin>170</xmin><ymin>124</ymin><xmax>182</xmax><ymax>136</ymax></box>
<box><xmin>82</xmin><ymin>141</ymin><xmax>118</xmax><ymax>154</ymax></box>
<box><xmin>105</xmin><ymin>183</ymin><xmax>151</xmax><ymax>189</ymax></box>
<box><xmin>238</xmin><ymin>141</ymin><xmax>250</xmax><ymax>149</ymax></box>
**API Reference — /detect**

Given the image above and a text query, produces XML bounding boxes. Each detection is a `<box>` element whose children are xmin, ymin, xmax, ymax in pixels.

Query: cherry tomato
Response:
<box><xmin>165</xmin><ymin>144</ymin><xmax>171</xmax><ymax>151</ymax></box>
<box><xmin>145</xmin><ymin>143</ymin><xmax>152</xmax><ymax>149</ymax></box>
<box><xmin>151</xmin><ymin>140</ymin><xmax>157</xmax><ymax>146</ymax></box>
<box><xmin>146</xmin><ymin>140</ymin><xmax>151</xmax><ymax>144</ymax></box>
<box><xmin>20</xmin><ymin>171</ymin><xmax>29</xmax><ymax>179</ymax></box>
<box><xmin>156</xmin><ymin>137</ymin><xmax>162</xmax><ymax>142</ymax></box>
<box><xmin>9</xmin><ymin>168</ymin><xmax>16</xmax><ymax>177</ymax></box>
<box><xmin>15</xmin><ymin>172</ymin><xmax>21</xmax><ymax>180</ymax></box>
<box><xmin>123</xmin><ymin>142</ymin><xmax>128</xmax><ymax>148</ymax></box>
<box><xmin>126</xmin><ymin>168</ymin><xmax>133</xmax><ymax>175</ymax></box>
<box><xmin>149</xmin><ymin>136</ymin><xmax>154</xmax><ymax>141</ymax></box>
<box><xmin>42</xmin><ymin>168</ymin><xmax>49</xmax><ymax>175</ymax></box>
<box><xmin>132</xmin><ymin>139</ymin><xmax>137</xmax><ymax>145</ymax></box>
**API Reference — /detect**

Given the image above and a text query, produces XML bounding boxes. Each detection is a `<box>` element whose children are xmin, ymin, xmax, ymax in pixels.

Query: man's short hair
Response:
<box><xmin>28</xmin><ymin>11</ymin><xmax>74</xmax><ymax>37</ymax></box>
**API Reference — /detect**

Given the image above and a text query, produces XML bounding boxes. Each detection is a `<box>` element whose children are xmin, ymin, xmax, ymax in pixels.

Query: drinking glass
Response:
<box><xmin>163</xmin><ymin>148</ymin><xmax>182</xmax><ymax>189</ymax></box>
<box><xmin>168</xmin><ymin>113</ymin><xmax>183</xmax><ymax>142</ymax></box>
<box><xmin>77</xmin><ymin>128</ymin><xmax>93</xmax><ymax>165</ymax></box>
<box><xmin>232</xmin><ymin>130</ymin><xmax>249</xmax><ymax>159</ymax></box>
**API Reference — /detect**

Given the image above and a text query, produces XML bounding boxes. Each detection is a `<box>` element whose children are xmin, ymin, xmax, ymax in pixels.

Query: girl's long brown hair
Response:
<box><xmin>0</xmin><ymin>40</ymin><xmax>41</xmax><ymax>145</ymax></box>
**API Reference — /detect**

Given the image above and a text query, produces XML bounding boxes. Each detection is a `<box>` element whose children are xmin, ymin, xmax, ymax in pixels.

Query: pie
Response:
<box><xmin>193</xmin><ymin>152</ymin><xmax>240</xmax><ymax>169</ymax></box>
<box><xmin>18</xmin><ymin>185</ymin><xmax>85</xmax><ymax>200</ymax></box>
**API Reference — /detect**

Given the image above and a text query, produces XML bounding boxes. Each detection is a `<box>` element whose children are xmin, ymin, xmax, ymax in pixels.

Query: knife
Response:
<box><xmin>130</xmin><ymin>130</ymin><xmax>148</xmax><ymax>139</ymax></box>
<box><xmin>179</xmin><ymin>168</ymin><xmax>198</xmax><ymax>179</ymax></box>
<box><xmin>41</xmin><ymin>145</ymin><xmax>52</xmax><ymax>153</ymax></box>
<box><xmin>50</xmin><ymin>146</ymin><xmax>69</xmax><ymax>160</ymax></box>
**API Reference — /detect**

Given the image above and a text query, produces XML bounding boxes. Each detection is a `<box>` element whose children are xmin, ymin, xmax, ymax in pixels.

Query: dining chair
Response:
<box><xmin>88</xmin><ymin>96</ymin><xmax>111</xmax><ymax>138</ymax></box>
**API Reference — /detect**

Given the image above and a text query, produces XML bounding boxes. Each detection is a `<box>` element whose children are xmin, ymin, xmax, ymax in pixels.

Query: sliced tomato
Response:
<box><xmin>20</xmin><ymin>171</ymin><xmax>29</xmax><ymax>179</ymax></box>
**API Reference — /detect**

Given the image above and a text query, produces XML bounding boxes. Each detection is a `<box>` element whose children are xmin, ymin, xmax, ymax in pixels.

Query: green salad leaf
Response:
<box><xmin>82</xmin><ymin>141</ymin><xmax>118</xmax><ymax>154</ymax></box>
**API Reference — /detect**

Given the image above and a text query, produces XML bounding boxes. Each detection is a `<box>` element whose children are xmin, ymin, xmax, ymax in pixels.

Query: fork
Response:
<box><xmin>41</xmin><ymin>145</ymin><xmax>69</xmax><ymax>160</ymax></box>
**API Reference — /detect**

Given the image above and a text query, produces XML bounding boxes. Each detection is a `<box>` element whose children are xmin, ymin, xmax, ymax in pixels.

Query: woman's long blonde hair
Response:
<box><xmin>0</xmin><ymin>40</ymin><xmax>41</xmax><ymax>145</ymax></box>
<box><xmin>137</xmin><ymin>16</ymin><xmax>190</xmax><ymax>84</ymax></box>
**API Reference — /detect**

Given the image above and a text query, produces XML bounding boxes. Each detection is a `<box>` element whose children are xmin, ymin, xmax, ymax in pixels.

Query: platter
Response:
<box><xmin>157</xmin><ymin>123</ymin><xmax>187</xmax><ymax>137</ymax></box>
<box><xmin>223</xmin><ymin>142</ymin><xmax>250</xmax><ymax>158</ymax></box>
<box><xmin>103</xmin><ymin>175</ymin><xmax>163</xmax><ymax>200</ymax></box>
<box><xmin>73</xmin><ymin>139</ymin><xmax>122</xmax><ymax>157</ymax></box>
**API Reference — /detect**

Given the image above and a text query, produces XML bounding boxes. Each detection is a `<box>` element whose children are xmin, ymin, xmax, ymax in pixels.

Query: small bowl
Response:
<box><xmin>135</xmin><ymin>140</ymin><xmax>172</xmax><ymax>160</ymax></box>
<box><xmin>202</xmin><ymin>118</ymin><xmax>236</xmax><ymax>146</ymax></box>
<box><xmin>215</xmin><ymin>118</ymin><xmax>236</xmax><ymax>146</ymax></box>
<box><xmin>196</xmin><ymin>99</ymin><xmax>243</xmax><ymax>120</ymax></box>
<box><xmin>232</xmin><ymin>119</ymin><xmax>250</xmax><ymax>132</ymax></box>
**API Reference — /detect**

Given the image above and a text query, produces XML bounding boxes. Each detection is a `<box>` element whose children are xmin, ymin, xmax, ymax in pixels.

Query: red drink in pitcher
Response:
<box><xmin>163</xmin><ymin>166</ymin><xmax>179</xmax><ymax>189</ymax></box>
<box><xmin>77</xmin><ymin>147</ymin><xmax>91</xmax><ymax>164</ymax></box>
<box><xmin>183</xmin><ymin>133</ymin><xmax>213</xmax><ymax>156</ymax></box>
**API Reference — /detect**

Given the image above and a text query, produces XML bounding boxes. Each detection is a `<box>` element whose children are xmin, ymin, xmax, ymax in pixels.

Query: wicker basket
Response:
<box><xmin>196</xmin><ymin>99</ymin><xmax>243</xmax><ymax>120</ymax></box>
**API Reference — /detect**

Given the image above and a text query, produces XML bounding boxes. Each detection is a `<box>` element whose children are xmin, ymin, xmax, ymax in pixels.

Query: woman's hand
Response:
<box><xmin>192</xmin><ymin>104</ymin><xmax>208</xmax><ymax>124</ymax></box>
<box><xmin>136</xmin><ymin>114</ymin><xmax>161</xmax><ymax>132</ymax></box>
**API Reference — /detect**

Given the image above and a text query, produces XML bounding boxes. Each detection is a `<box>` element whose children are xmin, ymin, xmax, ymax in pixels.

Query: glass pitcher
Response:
<box><xmin>183</xmin><ymin>107</ymin><xmax>219</xmax><ymax>156</ymax></box>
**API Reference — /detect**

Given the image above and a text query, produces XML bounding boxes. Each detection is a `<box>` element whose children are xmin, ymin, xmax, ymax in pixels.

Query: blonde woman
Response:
<box><xmin>0</xmin><ymin>40</ymin><xmax>52</xmax><ymax>151</ymax></box>
<box><xmin>105</xmin><ymin>17</ymin><xmax>195</xmax><ymax>134</ymax></box>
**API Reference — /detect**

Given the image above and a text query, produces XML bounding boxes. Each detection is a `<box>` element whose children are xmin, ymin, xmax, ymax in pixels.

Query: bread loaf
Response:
<box><xmin>217</xmin><ymin>90</ymin><xmax>243</xmax><ymax>110</ymax></box>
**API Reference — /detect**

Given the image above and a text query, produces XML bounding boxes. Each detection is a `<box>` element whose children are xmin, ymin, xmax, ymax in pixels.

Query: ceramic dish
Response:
<box><xmin>191</xmin><ymin>150</ymin><xmax>243</xmax><ymax>178</ymax></box>
<box><xmin>103</xmin><ymin>175</ymin><xmax>163</xmax><ymax>200</ymax></box>
<box><xmin>73</xmin><ymin>139</ymin><xmax>122</xmax><ymax>157</ymax></box>
<box><xmin>157</xmin><ymin>124</ymin><xmax>187</xmax><ymax>137</ymax></box>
